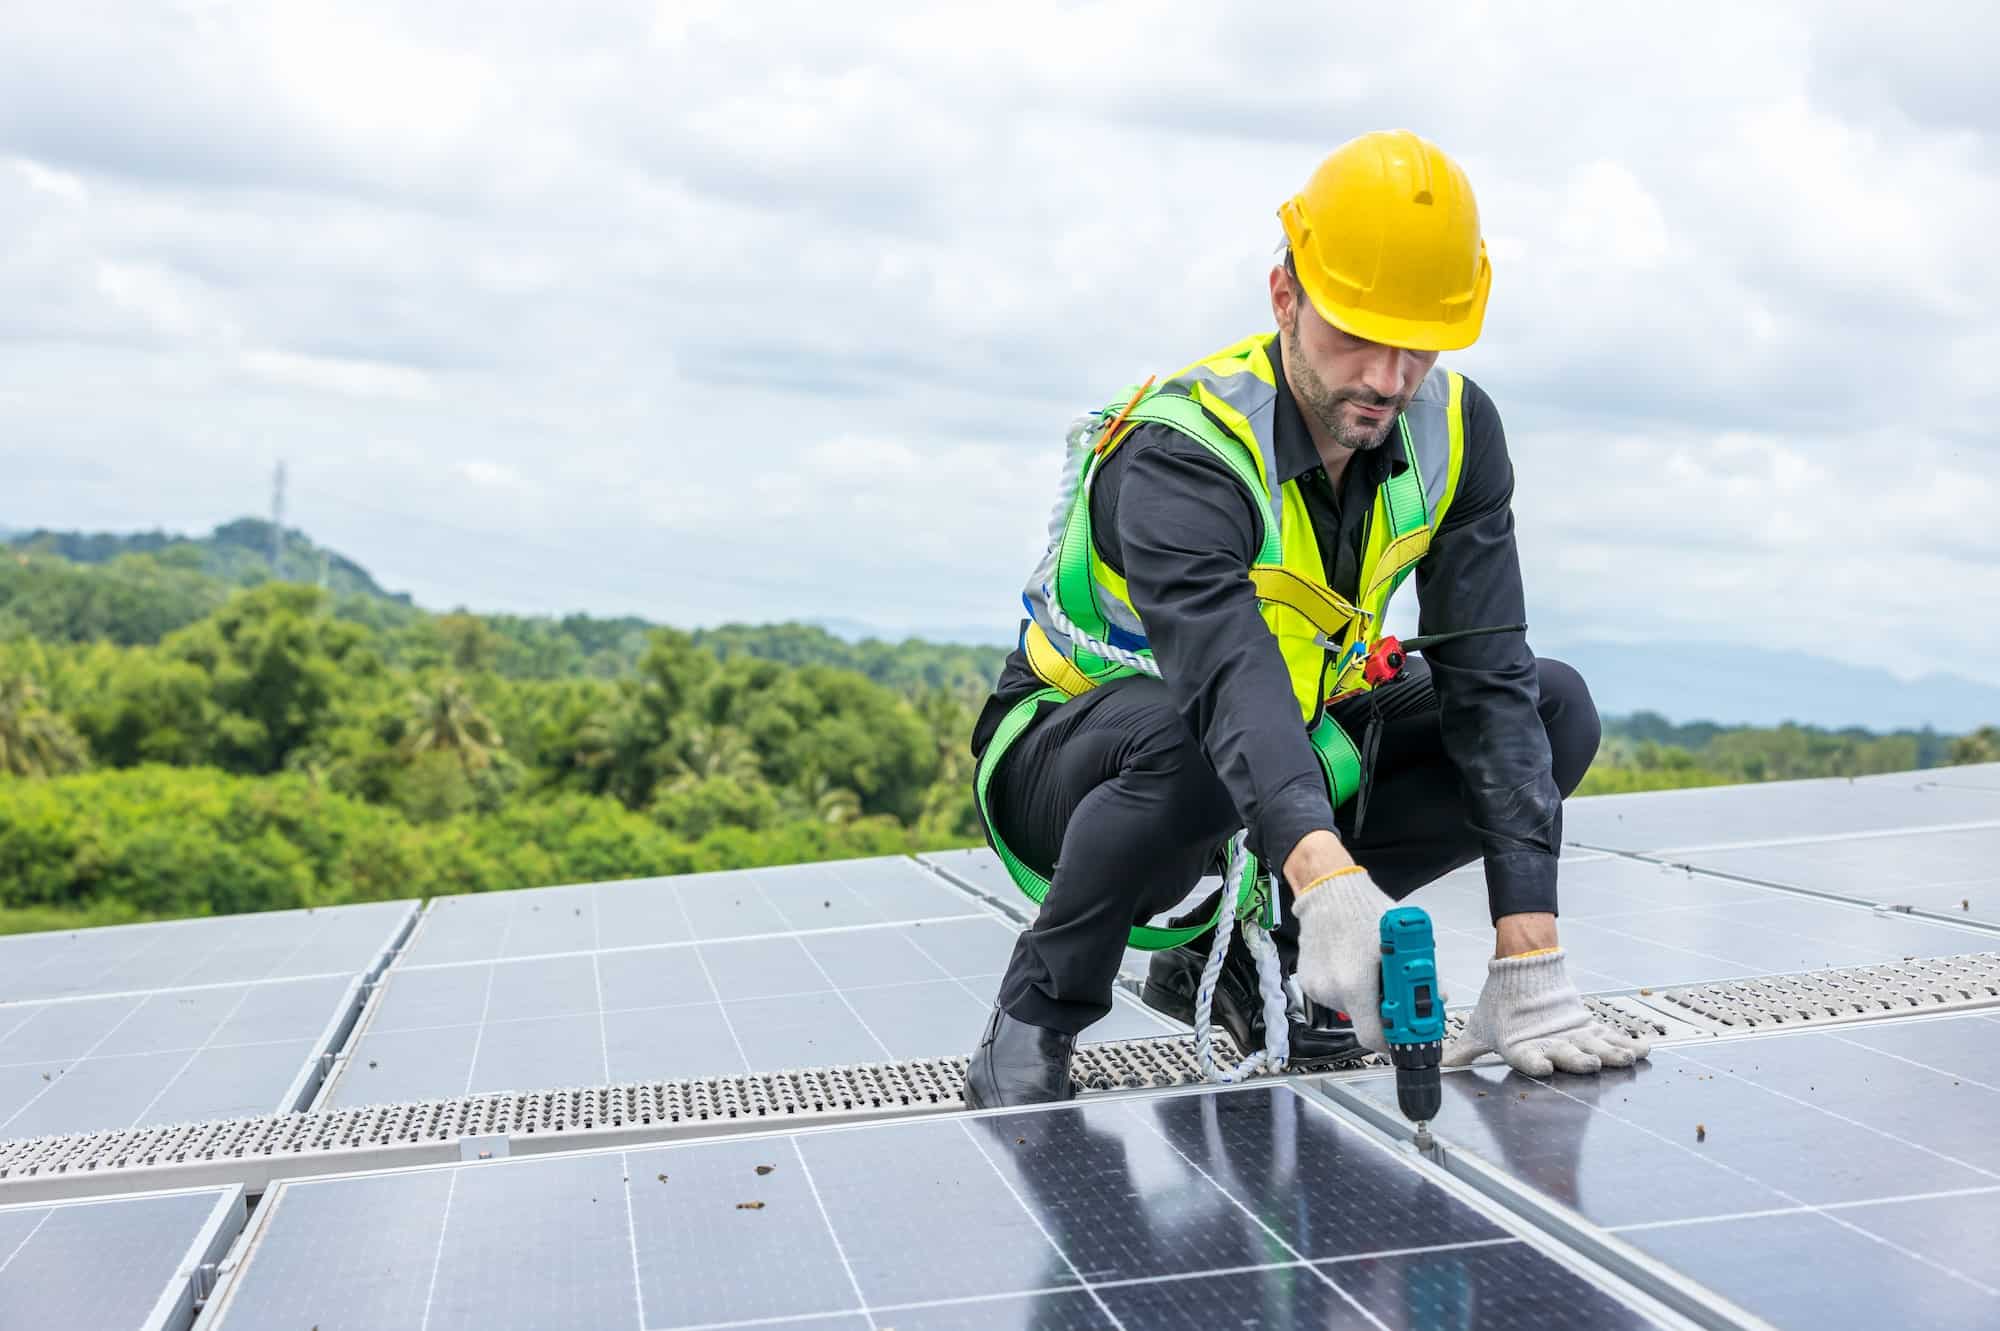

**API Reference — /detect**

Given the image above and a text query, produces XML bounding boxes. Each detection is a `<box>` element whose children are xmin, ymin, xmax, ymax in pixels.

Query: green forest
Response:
<box><xmin>2</xmin><ymin>519</ymin><xmax>1994</xmax><ymax>937</ymax></box>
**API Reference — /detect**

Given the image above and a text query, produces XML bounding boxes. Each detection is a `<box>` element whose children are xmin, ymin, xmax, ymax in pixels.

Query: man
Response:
<box><xmin>962</xmin><ymin>130</ymin><xmax>1650</xmax><ymax>1108</ymax></box>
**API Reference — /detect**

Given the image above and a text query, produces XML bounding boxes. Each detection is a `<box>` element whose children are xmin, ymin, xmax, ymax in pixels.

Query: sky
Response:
<box><xmin>3</xmin><ymin>2</ymin><xmax>1996</xmax><ymax>683</ymax></box>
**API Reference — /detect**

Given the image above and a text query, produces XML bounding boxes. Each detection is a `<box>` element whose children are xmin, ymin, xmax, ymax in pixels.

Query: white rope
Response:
<box><xmin>1040</xmin><ymin>581</ymin><xmax>1161</xmax><ymax>678</ymax></box>
<box><xmin>1045</xmin><ymin>413</ymin><xmax>1096</xmax><ymax>549</ymax></box>
<box><xmin>1191</xmin><ymin>831</ymin><xmax>1290</xmax><ymax>1083</ymax></box>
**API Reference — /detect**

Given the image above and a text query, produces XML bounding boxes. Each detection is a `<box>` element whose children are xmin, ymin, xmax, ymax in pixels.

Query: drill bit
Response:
<box><xmin>1412</xmin><ymin>1121</ymin><xmax>1436</xmax><ymax>1154</ymax></box>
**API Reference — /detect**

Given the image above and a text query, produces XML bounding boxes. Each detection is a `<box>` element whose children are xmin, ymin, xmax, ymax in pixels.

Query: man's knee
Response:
<box><xmin>1537</xmin><ymin>657</ymin><xmax>1601</xmax><ymax>796</ymax></box>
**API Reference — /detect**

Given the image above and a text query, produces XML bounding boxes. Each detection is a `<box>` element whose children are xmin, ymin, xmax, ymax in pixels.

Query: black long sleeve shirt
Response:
<box><xmin>974</xmin><ymin>335</ymin><xmax>1561</xmax><ymax>919</ymax></box>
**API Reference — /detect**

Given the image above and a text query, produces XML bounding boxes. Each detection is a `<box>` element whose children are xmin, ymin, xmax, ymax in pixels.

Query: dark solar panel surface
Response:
<box><xmin>200</xmin><ymin>1082</ymin><xmax>1671</xmax><ymax>1330</ymax></box>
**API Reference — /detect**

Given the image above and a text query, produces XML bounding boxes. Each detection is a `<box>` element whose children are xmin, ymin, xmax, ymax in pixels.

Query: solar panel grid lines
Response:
<box><xmin>952</xmin><ymin>1117</ymin><xmax>1135</xmax><ymax>1331</ymax></box>
<box><xmin>192</xmin><ymin>1081</ymin><xmax>1683</xmax><ymax>1330</ymax></box>
<box><xmin>316</xmin><ymin>858</ymin><xmax>1172</xmax><ymax>1108</ymax></box>
<box><xmin>0</xmin><ymin>974</ymin><xmax>363</xmax><ymax>1140</ymax></box>
<box><xmin>1340</xmin><ymin>1012</ymin><xmax>2000</xmax><ymax>1328</ymax></box>
<box><xmin>396</xmin><ymin>858</ymin><xmax>990</xmax><ymax>971</ymax></box>
<box><xmin>1107</xmin><ymin>1096</ymin><xmax>1392</xmax><ymax>1331</ymax></box>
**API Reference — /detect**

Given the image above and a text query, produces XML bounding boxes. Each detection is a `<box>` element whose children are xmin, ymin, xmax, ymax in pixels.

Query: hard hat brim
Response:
<box><xmin>1292</xmin><ymin>249</ymin><xmax>1492</xmax><ymax>354</ymax></box>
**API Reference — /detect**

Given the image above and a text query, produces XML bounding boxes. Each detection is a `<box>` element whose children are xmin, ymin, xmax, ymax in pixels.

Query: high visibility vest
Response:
<box><xmin>1021</xmin><ymin>332</ymin><xmax>1468</xmax><ymax>719</ymax></box>
<box><xmin>976</xmin><ymin>333</ymin><xmax>1470</xmax><ymax>950</ymax></box>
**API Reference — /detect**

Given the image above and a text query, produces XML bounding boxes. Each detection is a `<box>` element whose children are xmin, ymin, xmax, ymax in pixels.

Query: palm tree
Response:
<box><xmin>402</xmin><ymin>677</ymin><xmax>503</xmax><ymax>771</ymax></box>
<box><xmin>571</xmin><ymin>692</ymin><xmax>670</xmax><ymax>809</ymax></box>
<box><xmin>1950</xmin><ymin>726</ymin><xmax>2000</xmax><ymax>765</ymax></box>
<box><xmin>800</xmin><ymin>768</ymin><xmax>862</xmax><ymax>825</ymax></box>
<box><xmin>671</xmin><ymin>724</ymin><xmax>763</xmax><ymax>786</ymax></box>
<box><xmin>0</xmin><ymin>675</ymin><xmax>90</xmax><ymax>778</ymax></box>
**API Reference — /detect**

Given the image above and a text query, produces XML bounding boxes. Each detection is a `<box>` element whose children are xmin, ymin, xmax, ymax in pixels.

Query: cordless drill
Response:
<box><xmin>1379</xmin><ymin>906</ymin><xmax>1445</xmax><ymax>1149</ymax></box>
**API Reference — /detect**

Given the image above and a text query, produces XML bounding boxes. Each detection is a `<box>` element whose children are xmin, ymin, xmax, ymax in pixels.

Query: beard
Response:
<box><xmin>1282</xmin><ymin>324</ymin><xmax>1405</xmax><ymax>452</ymax></box>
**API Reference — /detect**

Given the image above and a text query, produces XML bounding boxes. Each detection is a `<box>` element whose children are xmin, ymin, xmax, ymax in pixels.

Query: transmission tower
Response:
<box><xmin>270</xmin><ymin>462</ymin><xmax>287</xmax><ymax>579</ymax></box>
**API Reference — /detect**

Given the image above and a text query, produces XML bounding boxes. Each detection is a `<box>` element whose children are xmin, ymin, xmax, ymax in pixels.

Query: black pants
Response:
<box><xmin>982</xmin><ymin>657</ymin><xmax>1600</xmax><ymax>1035</ymax></box>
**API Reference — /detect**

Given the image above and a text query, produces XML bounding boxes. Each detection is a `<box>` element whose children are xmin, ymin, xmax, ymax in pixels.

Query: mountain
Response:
<box><xmin>1550</xmin><ymin>640</ymin><xmax>2000</xmax><ymax>733</ymax></box>
<box><xmin>6</xmin><ymin>518</ymin><xmax>412</xmax><ymax>607</ymax></box>
<box><xmin>12</xmin><ymin>519</ymin><xmax>1995</xmax><ymax>732</ymax></box>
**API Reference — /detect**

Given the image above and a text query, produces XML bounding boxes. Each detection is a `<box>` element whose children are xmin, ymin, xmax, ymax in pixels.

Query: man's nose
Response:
<box><xmin>1358</xmin><ymin>346</ymin><xmax>1409</xmax><ymax>400</ymax></box>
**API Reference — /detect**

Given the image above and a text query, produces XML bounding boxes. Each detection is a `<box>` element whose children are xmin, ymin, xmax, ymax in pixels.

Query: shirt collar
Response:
<box><xmin>1266</xmin><ymin>333</ymin><xmax>1406</xmax><ymax>487</ymax></box>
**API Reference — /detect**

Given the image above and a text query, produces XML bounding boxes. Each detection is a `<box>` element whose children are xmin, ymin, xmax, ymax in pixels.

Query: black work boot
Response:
<box><xmin>962</xmin><ymin>1004</ymin><xmax>1078</xmax><ymax>1109</ymax></box>
<box><xmin>1142</xmin><ymin>942</ymin><xmax>1365</xmax><ymax>1069</ymax></box>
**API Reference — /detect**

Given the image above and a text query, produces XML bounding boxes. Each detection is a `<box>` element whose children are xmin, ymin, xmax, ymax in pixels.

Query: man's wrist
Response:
<box><xmin>1283</xmin><ymin>828</ymin><xmax>1354</xmax><ymax>895</ymax></box>
<box><xmin>1494</xmin><ymin>912</ymin><xmax>1558</xmax><ymax>957</ymax></box>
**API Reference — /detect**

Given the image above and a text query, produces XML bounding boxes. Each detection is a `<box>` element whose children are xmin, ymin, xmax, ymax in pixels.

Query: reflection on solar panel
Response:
<box><xmin>1342</xmin><ymin>1013</ymin><xmax>2000</xmax><ymax>1328</ymax></box>
<box><xmin>5</xmin><ymin>777</ymin><xmax>2000</xmax><ymax>1330</ymax></box>
<box><xmin>0</xmin><ymin>900</ymin><xmax>415</xmax><ymax>1004</ymax></box>
<box><xmin>1674</xmin><ymin>825</ymin><xmax>2000</xmax><ymax>926</ymax></box>
<box><xmin>1412</xmin><ymin>852</ymin><xmax>1998</xmax><ymax>998</ymax></box>
<box><xmin>1562</xmin><ymin>774</ymin><xmax>2000</xmax><ymax>855</ymax></box>
<box><xmin>0</xmin><ymin>1186</ymin><xmax>241</xmax><ymax>1330</ymax></box>
<box><xmin>321</xmin><ymin>859</ymin><xmax>1172</xmax><ymax>1107</ymax></box>
<box><xmin>197</xmin><ymin>1083</ymin><xmax>1676</xmax><ymax>1330</ymax></box>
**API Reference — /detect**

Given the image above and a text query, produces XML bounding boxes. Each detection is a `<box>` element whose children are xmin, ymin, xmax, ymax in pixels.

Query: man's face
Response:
<box><xmin>1273</xmin><ymin>265</ymin><xmax>1440</xmax><ymax>453</ymax></box>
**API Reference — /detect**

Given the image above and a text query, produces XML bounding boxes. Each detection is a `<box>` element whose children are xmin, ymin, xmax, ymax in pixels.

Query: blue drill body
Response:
<box><xmin>1379</xmin><ymin>907</ymin><xmax>1445</xmax><ymax>1128</ymax></box>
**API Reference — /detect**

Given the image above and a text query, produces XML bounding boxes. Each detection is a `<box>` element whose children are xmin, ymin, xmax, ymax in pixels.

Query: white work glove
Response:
<box><xmin>1445</xmin><ymin>949</ymin><xmax>1651</xmax><ymax>1076</ymax></box>
<box><xmin>1292</xmin><ymin>866</ymin><xmax>1397</xmax><ymax>1055</ymax></box>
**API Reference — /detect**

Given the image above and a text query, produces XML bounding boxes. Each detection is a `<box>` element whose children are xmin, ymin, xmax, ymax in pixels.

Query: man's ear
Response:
<box><xmin>1268</xmin><ymin>264</ymin><xmax>1296</xmax><ymax>333</ymax></box>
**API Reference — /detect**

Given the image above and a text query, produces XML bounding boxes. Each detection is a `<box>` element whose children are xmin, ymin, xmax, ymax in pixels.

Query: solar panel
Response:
<box><xmin>196</xmin><ymin>1082</ymin><xmax>1675</xmax><ymax>1329</ymax></box>
<box><xmin>923</xmin><ymin>846</ymin><xmax>1232</xmax><ymax>989</ymax></box>
<box><xmin>1314</xmin><ymin>849</ymin><xmax>1995</xmax><ymax>1008</ymax></box>
<box><xmin>1344</xmin><ymin>1012</ymin><xmax>2000</xmax><ymax>1329</ymax></box>
<box><xmin>1866</xmin><ymin>762</ymin><xmax>2000</xmax><ymax>794</ymax></box>
<box><xmin>321</xmin><ymin>863</ymin><xmax>1172</xmax><ymax>1107</ymax></box>
<box><xmin>0</xmin><ymin>1186</ymin><xmax>242</xmax><ymax>1331</ymax></box>
<box><xmin>398</xmin><ymin>857</ymin><xmax>985</xmax><ymax>968</ymax></box>
<box><xmin>1562</xmin><ymin>776</ymin><xmax>2000</xmax><ymax>856</ymax></box>
<box><xmin>0</xmin><ymin>974</ymin><xmax>360</xmax><ymax>1139</ymax></box>
<box><xmin>0</xmin><ymin>901</ymin><xmax>414</xmax><ymax>1005</ymax></box>
<box><xmin>1670</xmin><ymin>825</ymin><xmax>2000</xmax><ymax>927</ymax></box>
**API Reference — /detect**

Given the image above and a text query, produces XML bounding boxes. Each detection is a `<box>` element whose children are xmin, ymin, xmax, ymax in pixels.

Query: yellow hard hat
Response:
<box><xmin>1278</xmin><ymin>130</ymin><xmax>1491</xmax><ymax>352</ymax></box>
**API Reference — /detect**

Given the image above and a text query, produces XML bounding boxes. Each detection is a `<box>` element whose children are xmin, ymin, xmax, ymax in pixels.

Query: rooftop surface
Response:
<box><xmin>2</xmin><ymin>763</ymin><xmax>1997</xmax><ymax>1329</ymax></box>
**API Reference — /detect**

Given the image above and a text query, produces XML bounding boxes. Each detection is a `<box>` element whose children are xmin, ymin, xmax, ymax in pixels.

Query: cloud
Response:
<box><xmin>0</xmin><ymin>0</ymin><xmax>1994</xmax><ymax>687</ymax></box>
<box><xmin>10</xmin><ymin>156</ymin><xmax>86</xmax><ymax>203</ymax></box>
<box><xmin>238</xmin><ymin>348</ymin><xmax>437</xmax><ymax>400</ymax></box>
